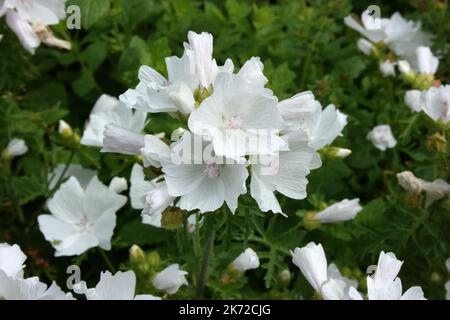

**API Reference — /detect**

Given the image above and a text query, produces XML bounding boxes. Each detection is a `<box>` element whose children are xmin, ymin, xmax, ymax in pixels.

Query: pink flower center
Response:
<box><xmin>204</xmin><ymin>163</ymin><xmax>220</xmax><ymax>178</ymax></box>
<box><xmin>227</xmin><ymin>116</ymin><xmax>243</xmax><ymax>130</ymax></box>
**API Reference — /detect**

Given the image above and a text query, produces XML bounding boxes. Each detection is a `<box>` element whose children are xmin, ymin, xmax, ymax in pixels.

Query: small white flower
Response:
<box><xmin>129</xmin><ymin>164</ymin><xmax>174</xmax><ymax>227</ymax></box>
<box><xmin>416</xmin><ymin>46</ymin><xmax>439</xmax><ymax>75</ymax></box>
<box><xmin>231</xmin><ymin>248</ymin><xmax>260</xmax><ymax>272</ymax></box>
<box><xmin>396</xmin><ymin>171</ymin><xmax>450</xmax><ymax>207</ymax></box>
<box><xmin>301</xmin><ymin>104</ymin><xmax>348</xmax><ymax>151</ymax></box>
<box><xmin>108</xmin><ymin>177</ymin><xmax>128</xmax><ymax>193</ymax></box>
<box><xmin>404</xmin><ymin>90</ymin><xmax>423</xmax><ymax>112</ymax></box>
<box><xmin>350</xmin><ymin>251</ymin><xmax>426</xmax><ymax>300</ymax></box>
<box><xmin>188</xmin><ymin>71</ymin><xmax>285</xmax><ymax>161</ymax></box>
<box><xmin>120</xmin><ymin>31</ymin><xmax>233</xmax><ymax>115</ymax></box>
<box><xmin>379</xmin><ymin>60</ymin><xmax>396</xmax><ymax>77</ymax></box>
<box><xmin>314</xmin><ymin>198</ymin><xmax>362</xmax><ymax>223</ymax></box>
<box><xmin>357</xmin><ymin>38</ymin><xmax>373</xmax><ymax>55</ymax></box>
<box><xmin>345</xmin><ymin>11</ymin><xmax>432</xmax><ymax>65</ymax></box>
<box><xmin>152</xmin><ymin>264</ymin><xmax>188</xmax><ymax>295</ymax></box>
<box><xmin>73</xmin><ymin>270</ymin><xmax>160</xmax><ymax>300</ymax></box>
<box><xmin>81</xmin><ymin>94</ymin><xmax>147</xmax><ymax>148</ymax></box>
<box><xmin>4</xmin><ymin>138</ymin><xmax>28</xmax><ymax>158</ymax></box>
<box><xmin>421</xmin><ymin>85</ymin><xmax>450</xmax><ymax>124</ymax></box>
<box><xmin>0</xmin><ymin>243</ymin><xmax>26</xmax><ymax>278</ymax></box>
<box><xmin>367</xmin><ymin>125</ymin><xmax>397</xmax><ymax>151</ymax></box>
<box><xmin>47</xmin><ymin>164</ymin><xmax>96</xmax><ymax>190</ymax></box>
<box><xmin>161</xmin><ymin>132</ymin><xmax>248</xmax><ymax>214</ymax></box>
<box><xmin>38</xmin><ymin>176</ymin><xmax>127</xmax><ymax>256</ymax></box>
<box><xmin>291</xmin><ymin>242</ymin><xmax>355</xmax><ymax>300</ymax></box>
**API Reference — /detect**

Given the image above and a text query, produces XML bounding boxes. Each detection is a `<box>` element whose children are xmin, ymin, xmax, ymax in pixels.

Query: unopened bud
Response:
<box><xmin>320</xmin><ymin>146</ymin><xmax>352</xmax><ymax>159</ymax></box>
<box><xmin>129</xmin><ymin>245</ymin><xmax>145</xmax><ymax>264</ymax></box>
<box><xmin>277</xmin><ymin>269</ymin><xmax>291</xmax><ymax>287</ymax></box>
<box><xmin>146</xmin><ymin>251</ymin><xmax>161</xmax><ymax>267</ymax></box>
<box><xmin>302</xmin><ymin>211</ymin><xmax>320</xmax><ymax>230</ymax></box>
<box><xmin>425</xmin><ymin>132</ymin><xmax>447</xmax><ymax>153</ymax></box>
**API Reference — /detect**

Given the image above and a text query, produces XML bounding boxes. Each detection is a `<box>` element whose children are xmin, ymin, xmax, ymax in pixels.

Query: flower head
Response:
<box><xmin>313</xmin><ymin>198</ymin><xmax>362</xmax><ymax>223</ymax></box>
<box><xmin>38</xmin><ymin>176</ymin><xmax>127</xmax><ymax>256</ymax></box>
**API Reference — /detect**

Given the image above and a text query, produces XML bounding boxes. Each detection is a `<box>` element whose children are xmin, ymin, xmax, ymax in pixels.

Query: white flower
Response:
<box><xmin>73</xmin><ymin>270</ymin><xmax>160</xmax><ymax>300</ymax></box>
<box><xmin>421</xmin><ymin>85</ymin><xmax>450</xmax><ymax>124</ymax></box>
<box><xmin>277</xmin><ymin>91</ymin><xmax>322</xmax><ymax>133</ymax></box>
<box><xmin>129</xmin><ymin>164</ymin><xmax>174</xmax><ymax>227</ymax></box>
<box><xmin>47</xmin><ymin>164</ymin><xmax>96</xmax><ymax>190</ymax></box>
<box><xmin>345</xmin><ymin>11</ymin><xmax>432</xmax><ymax>65</ymax></box>
<box><xmin>396</xmin><ymin>171</ymin><xmax>450</xmax><ymax>207</ymax></box>
<box><xmin>231</xmin><ymin>248</ymin><xmax>260</xmax><ymax>272</ymax></box>
<box><xmin>38</xmin><ymin>176</ymin><xmax>127</xmax><ymax>256</ymax></box>
<box><xmin>302</xmin><ymin>104</ymin><xmax>348</xmax><ymax>151</ymax></box>
<box><xmin>108</xmin><ymin>177</ymin><xmax>128</xmax><ymax>194</ymax></box>
<box><xmin>81</xmin><ymin>94</ymin><xmax>147</xmax><ymax>148</ymax></box>
<box><xmin>314</xmin><ymin>198</ymin><xmax>362</xmax><ymax>223</ymax></box>
<box><xmin>379</xmin><ymin>60</ymin><xmax>396</xmax><ymax>77</ymax></box>
<box><xmin>367</xmin><ymin>125</ymin><xmax>397</xmax><ymax>151</ymax></box>
<box><xmin>161</xmin><ymin>132</ymin><xmax>248</xmax><ymax>214</ymax></box>
<box><xmin>404</xmin><ymin>90</ymin><xmax>423</xmax><ymax>112</ymax></box>
<box><xmin>188</xmin><ymin>71</ymin><xmax>285</xmax><ymax>161</ymax></box>
<box><xmin>3</xmin><ymin>138</ymin><xmax>28</xmax><ymax>158</ymax></box>
<box><xmin>250</xmin><ymin>133</ymin><xmax>321</xmax><ymax>215</ymax></box>
<box><xmin>102</xmin><ymin>124</ymin><xmax>170</xmax><ymax>167</ymax></box>
<box><xmin>350</xmin><ymin>251</ymin><xmax>426</xmax><ymax>300</ymax></box>
<box><xmin>1</xmin><ymin>0</ymin><xmax>68</xmax><ymax>53</ymax></box>
<box><xmin>357</xmin><ymin>38</ymin><xmax>373</xmax><ymax>55</ymax></box>
<box><xmin>0</xmin><ymin>271</ymin><xmax>74</xmax><ymax>300</ymax></box>
<box><xmin>416</xmin><ymin>46</ymin><xmax>439</xmax><ymax>75</ymax></box>
<box><xmin>152</xmin><ymin>264</ymin><xmax>188</xmax><ymax>295</ymax></box>
<box><xmin>291</xmin><ymin>242</ymin><xmax>355</xmax><ymax>300</ymax></box>
<box><xmin>0</xmin><ymin>243</ymin><xmax>26</xmax><ymax>278</ymax></box>
<box><xmin>120</xmin><ymin>31</ymin><xmax>233</xmax><ymax>115</ymax></box>
<box><xmin>344</xmin><ymin>10</ymin><xmax>386</xmax><ymax>43</ymax></box>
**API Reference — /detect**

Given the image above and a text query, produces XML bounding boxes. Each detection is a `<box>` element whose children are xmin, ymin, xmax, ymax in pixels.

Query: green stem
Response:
<box><xmin>197</xmin><ymin>215</ymin><xmax>216</xmax><ymax>299</ymax></box>
<box><xmin>99</xmin><ymin>249</ymin><xmax>116</xmax><ymax>273</ymax></box>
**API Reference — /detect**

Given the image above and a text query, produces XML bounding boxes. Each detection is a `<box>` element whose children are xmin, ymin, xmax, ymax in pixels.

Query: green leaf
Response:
<box><xmin>11</xmin><ymin>176</ymin><xmax>46</xmax><ymax>205</ymax></box>
<box><xmin>114</xmin><ymin>219</ymin><xmax>172</xmax><ymax>248</ymax></box>
<box><xmin>80</xmin><ymin>41</ymin><xmax>107</xmax><ymax>71</ymax></box>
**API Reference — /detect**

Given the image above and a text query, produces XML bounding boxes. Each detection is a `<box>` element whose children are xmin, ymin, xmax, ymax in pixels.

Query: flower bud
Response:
<box><xmin>321</xmin><ymin>146</ymin><xmax>352</xmax><ymax>159</ymax></box>
<box><xmin>2</xmin><ymin>138</ymin><xmax>28</xmax><ymax>160</ymax></box>
<box><xmin>146</xmin><ymin>251</ymin><xmax>161</xmax><ymax>267</ymax></box>
<box><xmin>277</xmin><ymin>269</ymin><xmax>291</xmax><ymax>287</ymax></box>
<box><xmin>231</xmin><ymin>248</ymin><xmax>260</xmax><ymax>273</ymax></box>
<box><xmin>302</xmin><ymin>211</ymin><xmax>321</xmax><ymax>230</ymax></box>
<box><xmin>161</xmin><ymin>208</ymin><xmax>185</xmax><ymax>230</ymax></box>
<box><xmin>129</xmin><ymin>245</ymin><xmax>145</xmax><ymax>264</ymax></box>
<box><xmin>58</xmin><ymin>120</ymin><xmax>73</xmax><ymax>138</ymax></box>
<box><xmin>425</xmin><ymin>132</ymin><xmax>447</xmax><ymax>153</ymax></box>
<box><xmin>109</xmin><ymin>177</ymin><xmax>128</xmax><ymax>193</ymax></box>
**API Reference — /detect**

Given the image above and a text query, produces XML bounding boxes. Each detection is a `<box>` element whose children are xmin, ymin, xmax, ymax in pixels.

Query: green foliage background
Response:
<box><xmin>0</xmin><ymin>0</ymin><xmax>449</xmax><ymax>299</ymax></box>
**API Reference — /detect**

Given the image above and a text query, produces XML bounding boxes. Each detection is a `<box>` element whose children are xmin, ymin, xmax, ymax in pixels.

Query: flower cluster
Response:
<box><xmin>83</xmin><ymin>31</ymin><xmax>348</xmax><ymax>222</ymax></box>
